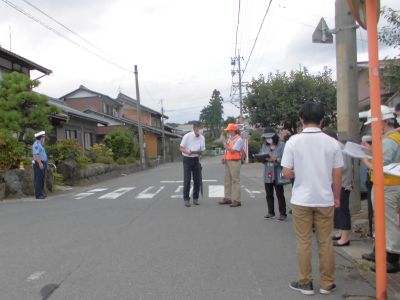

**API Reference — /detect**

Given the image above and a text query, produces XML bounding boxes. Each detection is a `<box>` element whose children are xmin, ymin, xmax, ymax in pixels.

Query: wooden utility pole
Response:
<box><xmin>134</xmin><ymin>65</ymin><xmax>146</xmax><ymax>168</ymax></box>
<box><xmin>335</xmin><ymin>0</ymin><xmax>360</xmax><ymax>213</ymax></box>
<box><xmin>160</xmin><ymin>99</ymin><xmax>166</xmax><ymax>162</ymax></box>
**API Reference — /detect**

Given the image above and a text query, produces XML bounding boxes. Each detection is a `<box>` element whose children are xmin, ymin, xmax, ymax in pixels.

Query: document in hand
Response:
<box><xmin>342</xmin><ymin>142</ymin><xmax>372</xmax><ymax>159</ymax></box>
<box><xmin>383</xmin><ymin>163</ymin><xmax>400</xmax><ymax>177</ymax></box>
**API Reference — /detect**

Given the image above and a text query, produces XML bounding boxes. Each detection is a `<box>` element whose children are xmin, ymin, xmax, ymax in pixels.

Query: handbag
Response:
<box><xmin>276</xmin><ymin>166</ymin><xmax>291</xmax><ymax>185</ymax></box>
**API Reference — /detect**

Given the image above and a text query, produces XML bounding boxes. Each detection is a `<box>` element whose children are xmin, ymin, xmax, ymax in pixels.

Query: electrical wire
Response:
<box><xmin>1</xmin><ymin>0</ymin><xmax>132</xmax><ymax>73</ymax></box>
<box><xmin>242</xmin><ymin>0</ymin><xmax>273</xmax><ymax>76</ymax></box>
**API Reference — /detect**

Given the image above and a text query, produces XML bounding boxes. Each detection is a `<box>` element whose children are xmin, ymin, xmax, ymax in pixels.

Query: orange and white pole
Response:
<box><xmin>365</xmin><ymin>1</ymin><xmax>387</xmax><ymax>299</ymax></box>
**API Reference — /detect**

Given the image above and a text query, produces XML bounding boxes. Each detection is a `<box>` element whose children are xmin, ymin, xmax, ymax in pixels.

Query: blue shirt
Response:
<box><xmin>227</xmin><ymin>135</ymin><xmax>244</xmax><ymax>152</ymax></box>
<box><xmin>32</xmin><ymin>140</ymin><xmax>47</xmax><ymax>162</ymax></box>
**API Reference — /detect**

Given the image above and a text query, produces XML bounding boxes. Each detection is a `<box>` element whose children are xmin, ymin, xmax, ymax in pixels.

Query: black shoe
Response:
<box><xmin>370</xmin><ymin>262</ymin><xmax>400</xmax><ymax>273</ymax></box>
<box><xmin>320</xmin><ymin>284</ymin><xmax>336</xmax><ymax>295</ymax></box>
<box><xmin>264</xmin><ymin>213</ymin><xmax>275</xmax><ymax>219</ymax></box>
<box><xmin>277</xmin><ymin>215</ymin><xmax>287</xmax><ymax>221</ymax></box>
<box><xmin>289</xmin><ymin>281</ymin><xmax>314</xmax><ymax>295</ymax></box>
<box><xmin>362</xmin><ymin>251</ymin><xmax>375</xmax><ymax>262</ymax></box>
<box><xmin>184</xmin><ymin>201</ymin><xmax>191</xmax><ymax>207</ymax></box>
<box><xmin>193</xmin><ymin>199</ymin><xmax>199</xmax><ymax>205</ymax></box>
<box><xmin>332</xmin><ymin>235</ymin><xmax>341</xmax><ymax>241</ymax></box>
<box><xmin>333</xmin><ymin>240</ymin><xmax>350</xmax><ymax>247</ymax></box>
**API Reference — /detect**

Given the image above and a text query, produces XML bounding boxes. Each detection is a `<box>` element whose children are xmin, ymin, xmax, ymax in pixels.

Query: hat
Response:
<box><xmin>224</xmin><ymin>123</ymin><xmax>239</xmax><ymax>131</ymax></box>
<box><xmin>364</xmin><ymin>105</ymin><xmax>395</xmax><ymax>125</ymax></box>
<box><xmin>361</xmin><ymin>135</ymin><xmax>372</xmax><ymax>143</ymax></box>
<box><xmin>34</xmin><ymin>131</ymin><xmax>45</xmax><ymax>138</ymax></box>
<box><xmin>261</xmin><ymin>127</ymin><xmax>276</xmax><ymax>138</ymax></box>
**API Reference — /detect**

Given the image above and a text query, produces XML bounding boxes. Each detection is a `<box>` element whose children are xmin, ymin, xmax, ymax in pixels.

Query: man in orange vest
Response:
<box><xmin>362</xmin><ymin>105</ymin><xmax>400</xmax><ymax>273</ymax></box>
<box><xmin>219</xmin><ymin>123</ymin><xmax>244</xmax><ymax>207</ymax></box>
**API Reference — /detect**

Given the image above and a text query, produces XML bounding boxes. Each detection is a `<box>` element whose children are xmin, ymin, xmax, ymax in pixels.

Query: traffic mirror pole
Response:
<box><xmin>365</xmin><ymin>1</ymin><xmax>387</xmax><ymax>299</ymax></box>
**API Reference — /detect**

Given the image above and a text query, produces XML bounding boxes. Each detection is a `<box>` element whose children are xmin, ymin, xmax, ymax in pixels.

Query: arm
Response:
<box><xmin>35</xmin><ymin>154</ymin><xmax>44</xmax><ymax>170</ymax></box>
<box><xmin>332</xmin><ymin>167</ymin><xmax>342</xmax><ymax>208</ymax></box>
<box><xmin>282</xmin><ymin>167</ymin><xmax>294</xmax><ymax>178</ymax></box>
<box><xmin>179</xmin><ymin>146</ymin><xmax>191</xmax><ymax>156</ymax></box>
<box><xmin>280</xmin><ymin>140</ymin><xmax>294</xmax><ymax>177</ymax></box>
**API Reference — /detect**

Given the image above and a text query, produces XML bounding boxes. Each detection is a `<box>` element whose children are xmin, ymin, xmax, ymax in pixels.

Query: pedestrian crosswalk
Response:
<box><xmin>72</xmin><ymin>182</ymin><xmax>263</xmax><ymax>200</ymax></box>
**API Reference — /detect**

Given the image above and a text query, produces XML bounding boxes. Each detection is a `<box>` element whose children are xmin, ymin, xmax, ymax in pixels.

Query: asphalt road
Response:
<box><xmin>0</xmin><ymin>156</ymin><xmax>375</xmax><ymax>300</ymax></box>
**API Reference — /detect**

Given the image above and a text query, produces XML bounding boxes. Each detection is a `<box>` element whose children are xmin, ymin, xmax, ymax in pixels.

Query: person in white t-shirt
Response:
<box><xmin>281</xmin><ymin>102</ymin><xmax>343</xmax><ymax>296</ymax></box>
<box><xmin>179</xmin><ymin>122</ymin><xmax>206</xmax><ymax>207</ymax></box>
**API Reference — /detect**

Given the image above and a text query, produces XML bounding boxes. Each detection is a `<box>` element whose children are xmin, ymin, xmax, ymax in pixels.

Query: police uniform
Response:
<box><xmin>32</xmin><ymin>131</ymin><xmax>48</xmax><ymax>199</ymax></box>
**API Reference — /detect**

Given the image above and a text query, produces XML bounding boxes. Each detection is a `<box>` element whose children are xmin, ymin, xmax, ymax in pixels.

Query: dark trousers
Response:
<box><xmin>334</xmin><ymin>188</ymin><xmax>351</xmax><ymax>230</ymax></box>
<box><xmin>265</xmin><ymin>182</ymin><xmax>286</xmax><ymax>216</ymax></box>
<box><xmin>33</xmin><ymin>161</ymin><xmax>47</xmax><ymax>198</ymax></box>
<box><xmin>183</xmin><ymin>156</ymin><xmax>200</xmax><ymax>201</ymax></box>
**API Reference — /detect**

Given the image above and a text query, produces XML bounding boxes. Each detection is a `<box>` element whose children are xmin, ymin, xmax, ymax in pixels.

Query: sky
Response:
<box><xmin>0</xmin><ymin>0</ymin><xmax>399</xmax><ymax>124</ymax></box>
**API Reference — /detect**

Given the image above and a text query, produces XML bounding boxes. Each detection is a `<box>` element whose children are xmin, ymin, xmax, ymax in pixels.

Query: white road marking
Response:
<box><xmin>161</xmin><ymin>179</ymin><xmax>217</xmax><ymax>183</ymax></box>
<box><xmin>87</xmin><ymin>188</ymin><xmax>108</xmax><ymax>193</ymax></box>
<box><xmin>245</xmin><ymin>189</ymin><xmax>262</xmax><ymax>198</ymax></box>
<box><xmin>27</xmin><ymin>271</ymin><xmax>45</xmax><ymax>282</ymax></box>
<box><xmin>74</xmin><ymin>193</ymin><xmax>94</xmax><ymax>200</ymax></box>
<box><xmin>208</xmin><ymin>185</ymin><xmax>224</xmax><ymax>198</ymax></box>
<box><xmin>99</xmin><ymin>187</ymin><xmax>136</xmax><ymax>199</ymax></box>
<box><xmin>136</xmin><ymin>186</ymin><xmax>165</xmax><ymax>199</ymax></box>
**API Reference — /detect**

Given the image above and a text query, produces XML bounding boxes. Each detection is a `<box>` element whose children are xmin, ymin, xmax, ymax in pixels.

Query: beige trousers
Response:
<box><xmin>292</xmin><ymin>204</ymin><xmax>335</xmax><ymax>290</ymax></box>
<box><xmin>224</xmin><ymin>160</ymin><xmax>241</xmax><ymax>202</ymax></box>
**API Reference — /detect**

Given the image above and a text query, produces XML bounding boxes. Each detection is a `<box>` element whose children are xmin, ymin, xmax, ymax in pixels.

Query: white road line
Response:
<box><xmin>245</xmin><ymin>188</ymin><xmax>255</xmax><ymax>198</ymax></box>
<box><xmin>27</xmin><ymin>271</ymin><xmax>45</xmax><ymax>282</ymax></box>
<box><xmin>87</xmin><ymin>188</ymin><xmax>108</xmax><ymax>193</ymax></box>
<box><xmin>161</xmin><ymin>180</ymin><xmax>217</xmax><ymax>183</ymax></box>
<box><xmin>208</xmin><ymin>185</ymin><xmax>224</xmax><ymax>198</ymax></box>
<box><xmin>136</xmin><ymin>186</ymin><xmax>165</xmax><ymax>199</ymax></box>
<box><xmin>171</xmin><ymin>186</ymin><xmax>183</xmax><ymax>198</ymax></box>
<box><xmin>99</xmin><ymin>187</ymin><xmax>136</xmax><ymax>199</ymax></box>
<box><xmin>74</xmin><ymin>193</ymin><xmax>94</xmax><ymax>200</ymax></box>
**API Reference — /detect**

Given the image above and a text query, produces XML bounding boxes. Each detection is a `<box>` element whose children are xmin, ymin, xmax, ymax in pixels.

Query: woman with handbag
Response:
<box><xmin>259</xmin><ymin>127</ymin><xmax>287</xmax><ymax>221</ymax></box>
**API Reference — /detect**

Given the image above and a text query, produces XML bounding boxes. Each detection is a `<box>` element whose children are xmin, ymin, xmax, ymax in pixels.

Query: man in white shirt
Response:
<box><xmin>180</xmin><ymin>122</ymin><xmax>206</xmax><ymax>207</ymax></box>
<box><xmin>281</xmin><ymin>102</ymin><xmax>343</xmax><ymax>296</ymax></box>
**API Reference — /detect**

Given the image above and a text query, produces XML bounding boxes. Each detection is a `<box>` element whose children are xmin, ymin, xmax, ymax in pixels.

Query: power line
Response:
<box><xmin>20</xmin><ymin>0</ymin><xmax>116</xmax><ymax>60</ymax></box>
<box><xmin>234</xmin><ymin>0</ymin><xmax>241</xmax><ymax>56</ymax></box>
<box><xmin>1</xmin><ymin>0</ymin><xmax>132</xmax><ymax>73</ymax></box>
<box><xmin>242</xmin><ymin>0</ymin><xmax>273</xmax><ymax>76</ymax></box>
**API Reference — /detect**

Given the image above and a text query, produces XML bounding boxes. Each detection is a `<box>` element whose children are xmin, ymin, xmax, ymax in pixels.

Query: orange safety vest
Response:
<box><xmin>225</xmin><ymin>135</ymin><xmax>242</xmax><ymax>161</ymax></box>
<box><xmin>371</xmin><ymin>131</ymin><xmax>400</xmax><ymax>186</ymax></box>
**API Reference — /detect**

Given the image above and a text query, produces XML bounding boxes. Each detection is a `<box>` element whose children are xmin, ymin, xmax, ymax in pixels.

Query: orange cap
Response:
<box><xmin>224</xmin><ymin>123</ymin><xmax>239</xmax><ymax>131</ymax></box>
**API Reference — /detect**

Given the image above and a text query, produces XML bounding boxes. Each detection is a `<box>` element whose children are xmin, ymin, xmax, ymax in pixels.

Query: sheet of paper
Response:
<box><xmin>342</xmin><ymin>142</ymin><xmax>372</xmax><ymax>159</ymax></box>
<box><xmin>383</xmin><ymin>163</ymin><xmax>400</xmax><ymax>177</ymax></box>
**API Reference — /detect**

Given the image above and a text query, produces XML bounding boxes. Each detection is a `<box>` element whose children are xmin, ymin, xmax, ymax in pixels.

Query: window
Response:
<box><xmin>65</xmin><ymin>130</ymin><xmax>77</xmax><ymax>140</ymax></box>
<box><xmin>84</xmin><ymin>133</ymin><xmax>92</xmax><ymax>149</ymax></box>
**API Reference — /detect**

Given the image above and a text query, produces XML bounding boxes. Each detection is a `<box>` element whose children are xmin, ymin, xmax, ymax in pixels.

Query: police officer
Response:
<box><xmin>32</xmin><ymin>131</ymin><xmax>48</xmax><ymax>199</ymax></box>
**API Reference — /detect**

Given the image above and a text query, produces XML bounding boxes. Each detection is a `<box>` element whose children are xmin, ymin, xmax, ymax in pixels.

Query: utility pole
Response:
<box><xmin>134</xmin><ymin>65</ymin><xmax>146</xmax><ymax>169</ymax></box>
<box><xmin>238</xmin><ymin>50</ymin><xmax>243</xmax><ymax>124</ymax></box>
<box><xmin>160</xmin><ymin>99</ymin><xmax>166</xmax><ymax>162</ymax></box>
<box><xmin>230</xmin><ymin>51</ymin><xmax>246</xmax><ymax>124</ymax></box>
<box><xmin>335</xmin><ymin>0</ymin><xmax>360</xmax><ymax>213</ymax></box>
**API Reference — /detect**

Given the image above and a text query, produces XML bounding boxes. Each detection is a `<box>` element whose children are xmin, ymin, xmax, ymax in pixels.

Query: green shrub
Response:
<box><xmin>53</xmin><ymin>172</ymin><xmax>64</xmax><ymax>186</ymax></box>
<box><xmin>47</xmin><ymin>139</ymin><xmax>81</xmax><ymax>164</ymax></box>
<box><xmin>116</xmin><ymin>157</ymin><xmax>127</xmax><ymax>165</ymax></box>
<box><xmin>0</xmin><ymin>130</ymin><xmax>24</xmax><ymax>170</ymax></box>
<box><xmin>104</xmin><ymin>128</ymin><xmax>139</xmax><ymax>160</ymax></box>
<box><xmin>90</xmin><ymin>144</ymin><xmax>114</xmax><ymax>164</ymax></box>
<box><xmin>78</xmin><ymin>156</ymin><xmax>92</xmax><ymax>168</ymax></box>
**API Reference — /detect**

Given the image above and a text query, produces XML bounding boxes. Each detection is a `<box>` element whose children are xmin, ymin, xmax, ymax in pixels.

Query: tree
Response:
<box><xmin>243</xmin><ymin>67</ymin><xmax>336</xmax><ymax>133</ymax></box>
<box><xmin>224</xmin><ymin>116</ymin><xmax>236</xmax><ymax>127</ymax></box>
<box><xmin>200</xmin><ymin>89</ymin><xmax>224</xmax><ymax>138</ymax></box>
<box><xmin>104</xmin><ymin>128</ymin><xmax>138</xmax><ymax>161</ymax></box>
<box><xmin>379</xmin><ymin>7</ymin><xmax>400</xmax><ymax>92</ymax></box>
<box><xmin>0</xmin><ymin>72</ymin><xmax>58</xmax><ymax>142</ymax></box>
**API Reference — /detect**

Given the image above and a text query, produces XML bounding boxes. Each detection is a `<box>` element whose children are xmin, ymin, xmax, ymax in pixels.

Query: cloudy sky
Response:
<box><xmin>0</xmin><ymin>0</ymin><xmax>399</xmax><ymax>123</ymax></box>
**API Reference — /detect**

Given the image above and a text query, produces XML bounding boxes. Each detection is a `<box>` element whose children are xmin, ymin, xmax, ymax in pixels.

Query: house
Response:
<box><xmin>358</xmin><ymin>60</ymin><xmax>399</xmax><ymax>110</ymax></box>
<box><xmin>48</xmin><ymin>98</ymin><xmax>109</xmax><ymax>149</ymax></box>
<box><xmin>61</xmin><ymin>86</ymin><xmax>182</xmax><ymax>160</ymax></box>
<box><xmin>0</xmin><ymin>46</ymin><xmax>51</xmax><ymax>79</ymax></box>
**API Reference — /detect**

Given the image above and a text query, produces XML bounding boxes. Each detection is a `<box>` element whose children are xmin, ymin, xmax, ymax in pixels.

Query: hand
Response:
<box><xmin>221</xmin><ymin>158</ymin><xmax>226</xmax><ymax>165</ymax></box>
<box><xmin>361</xmin><ymin>142</ymin><xmax>372</xmax><ymax>153</ymax></box>
<box><xmin>334</xmin><ymin>198</ymin><xmax>340</xmax><ymax>208</ymax></box>
<box><xmin>39</xmin><ymin>162</ymin><xmax>44</xmax><ymax>170</ymax></box>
